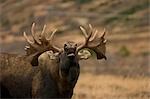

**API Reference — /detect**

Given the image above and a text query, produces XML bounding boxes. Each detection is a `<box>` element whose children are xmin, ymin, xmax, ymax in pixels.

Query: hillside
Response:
<box><xmin>0</xmin><ymin>0</ymin><xmax>149</xmax><ymax>34</ymax></box>
<box><xmin>0</xmin><ymin>0</ymin><xmax>149</xmax><ymax>74</ymax></box>
<box><xmin>0</xmin><ymin>0</ymin><xmax>150</xmax><ymax>98</ymax></box>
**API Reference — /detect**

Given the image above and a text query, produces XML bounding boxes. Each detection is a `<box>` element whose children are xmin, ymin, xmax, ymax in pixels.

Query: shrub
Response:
<box><xmin>141</xmin><ymin>51</ymin><xmax>150</xmax><ymax>56</ymax></box>
<box><xmin>76</xmin><ymin>0</ymin><xmax>92</xmax><ymax>4</ymax></box>
<box><xmin>103</xmin><ymin>16</ymin><xmax>119</xmax><ymax>25</ymax></box>
<box><xmin>118</xmin><ymin>46</ymin><xmax>130</xmax><ymax>57</ymax></box>
<box><xmin>119</xmin><ymin>1</ymin><xmax>148</xmax><ymax>15</ymax></box>
<box><xmin>0</xmin><ymin>16</ymin><xmax>10</xmax><ymax>27</ymax></box>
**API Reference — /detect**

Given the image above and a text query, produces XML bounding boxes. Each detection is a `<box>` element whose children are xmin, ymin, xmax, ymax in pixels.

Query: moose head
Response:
<box><xmin>23</xmin><ymin>23</ymin><xmax>107</xmax><ymax>98</ymax></box>
<box><xmin>24</xmin><ymin>23</ymin><xmax>107</xmax><ymax>65</ymax></box>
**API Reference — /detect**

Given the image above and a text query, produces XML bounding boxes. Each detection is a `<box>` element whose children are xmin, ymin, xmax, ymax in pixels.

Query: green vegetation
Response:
<box><xmin>76</xmin><ymin>0</ymin><xmax>92</xmax><ymax>4</ymax></box>
<box><xmin>55</xmin><ymin>30</ymin><xmax>64</xmax><ymax>35</ymax></box>
<box><xmin>103</xmin><ymin>16</ymin><xmax>119</xmax><ymax>25</ymax></box>
<box><xmin>0</xmin><ymin>16</ymin><xmax>10</xmax><ymax>27</ymax></box>
<box><xmin>141</xmin><ymin>51</ymin><xmax>150</xmax><ymax>56</ymax></box>
<box><xmin>118</xmin><ymin>46</ymin><xmax>130</xmax><ymax>57</ymax></box>
<box><xmin>119</xmin><ymin>1</ymin><xmax>148</xmax><ymax>15</ymax></box>
<box><xmin>0</xmin><ymin>0</ymin><xmax>5</xmax><ymax>3</ymax></box>
<box><xmin>102</xmin><ymin>1</ymin><xmax>148</xmax><ymax>25</ymax></box>
<box><xmin>101</xmin><ymin>15</ymin><xmax>138</xmax><ymax>25</ymax></box>
<box><xmin>62</xmin><ymin>0</ymin><xmax>92</xmax><ymax>4</ymax></box>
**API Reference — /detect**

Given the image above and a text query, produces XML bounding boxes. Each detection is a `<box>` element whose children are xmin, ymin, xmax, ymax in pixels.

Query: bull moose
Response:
<box><xmin>0</xmin><ymin>23</ymin><xmax>107</xmax><ymax>98</ymax></box>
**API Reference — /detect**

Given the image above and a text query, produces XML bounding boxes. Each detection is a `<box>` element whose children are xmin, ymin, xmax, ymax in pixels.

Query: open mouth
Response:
<box><xmin>67</xmin><ymin>53</ymin><xmax>75</xmax><ymax>57</ymax></box>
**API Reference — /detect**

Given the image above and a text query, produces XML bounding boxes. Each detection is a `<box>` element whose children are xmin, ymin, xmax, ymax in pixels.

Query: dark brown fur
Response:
<box><xmin>0</xmin><ymin>52</ymin><xmax>61</xmax><ymax>98</ymax></box>
<box><xmin>0</xmin><ymin>53</ymin><xmax>34</xmax><ymax>98</ymax></box>
<box><xmin>0</xmin><ymin>52</ymin><xmax>77</xmax><ymax>98</ymax></box>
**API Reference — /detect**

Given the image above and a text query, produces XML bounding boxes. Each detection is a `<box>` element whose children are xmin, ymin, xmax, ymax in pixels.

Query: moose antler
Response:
<box><xmin>24</xmin><ymin>23</ymin><xmax>62</xmax><ymax>66</ymax></box>
<box><xmin>77</xmin><ymin>24</ymin><xmax>107</xmax><ymax>59</ymax></box>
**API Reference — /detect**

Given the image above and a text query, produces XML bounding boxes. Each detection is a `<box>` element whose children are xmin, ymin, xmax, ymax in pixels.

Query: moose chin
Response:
<box><xmin>0</xmin><ymin>23</ymin><xmax>107</xmax><ymax>98</ymax></box>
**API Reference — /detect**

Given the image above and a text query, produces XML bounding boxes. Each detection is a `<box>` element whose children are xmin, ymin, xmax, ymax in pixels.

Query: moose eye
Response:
<box><xmin>75</xmin><ymin>44</ymin><xmax>77</xmax><ymax>47</ymax></box>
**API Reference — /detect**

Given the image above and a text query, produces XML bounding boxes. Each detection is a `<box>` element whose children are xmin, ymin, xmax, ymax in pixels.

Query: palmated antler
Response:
<box><xmin>77</xmin><ymin>24</ymin><xmax>107</xmax><ymax>59</ymax></box>
<box><xmin>24</xmin><ymin>23</ymin><xmax>62</xmax><ymax>66</ymax></box>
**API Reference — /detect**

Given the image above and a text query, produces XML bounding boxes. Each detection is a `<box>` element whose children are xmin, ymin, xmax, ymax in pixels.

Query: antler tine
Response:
<box><xmin>101</xmin><ymin>28</ymin><xmax>106</xmax><ymax>38</ymax></box>
<box><xmin>23</xmin><ymin>32</ymin><xmax>34</xmax><ymax>44</ymax></box>
<box><xmin>87</xmin><ymin>24</ymin><xmax>94</xmax><ymax>42</ymax></box>
<box><xmin>49</xmin><ymin>29</ymin><xmax>57</xmax><ymax>41</ymax></box>
<box><xmin>41</xmin><ymin>24</ymin><xmax>47</xmax><ymax>39</ymax></box>
<box><xmin>101</xmin><ymin>28</ymin><xmax>107</xmax><ymax>44</ymax></box>
<box><xmin>82</xmin><ymin>24</ymin><xmax>93</xmax><ymax>44</ymax></box>
<box><xmin>79</xmin><ymin>24</ymin><xmax>93</xmax><ymax>40</ymax></box>
<box><xmin>78</xmin><ymin>26</ymin><xmax>87</xmax><ymax>50</ymax></box>
<box><xmin>77</xmin><ymin>24</ymin><xmax>94</xmax><ymax>51</ymax></box>
<box><xmin>46</xmin><ymin>29</ymin><xmax>57</xmax><ymax>41</ymax></box>
<box><xmin>31</xmin><ymin>23</ymin><xmax>42</xmax><ymax>44</ymax></box>
<box><xmin>79</xmin><ymin>26</ymin><xmax>88</xmax><ymax>38</ymax></box>
<box><xmin>89</xmin><ymin>29</ymin><xmax>98</xmax><ymax>42</ymax></box>
<box><xmin>31</xmin><ymin>23</ymin><xmax>35</xmax><ymax>38</ymax></box>
<box><xmin>103</xmin><ymin>39</ymin><xmax>107</xmax><ymax>43</ymax></box>
<box><xmin>23</xmin><ymin>31</ymin><xmax>39</xmax><ymax>49</ymax></box>
<box><xmin>46</xmin><ymin>29</ymin><xmax>62</xmax><ymax>52</ymax></box>
<box><xmin>89</xmin><ymin>27</ymin><xmax>106</xmax><ymax>42</ymax></box>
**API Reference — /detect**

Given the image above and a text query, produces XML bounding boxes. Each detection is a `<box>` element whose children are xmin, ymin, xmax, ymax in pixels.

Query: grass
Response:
<box><xmin>103</xmin><ymin>16</ymin><xmax>119</xmax><ymax>25</ymax></box>
<box><xmin>73</xmin><ymin>73</ymin><xmax>150</xmax><ymax>99</ymax></box>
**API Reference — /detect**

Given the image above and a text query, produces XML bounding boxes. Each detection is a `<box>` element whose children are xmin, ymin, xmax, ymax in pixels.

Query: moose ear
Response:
<box><xmin>30</xmin><ymin>55</ymin><xmax>39</xmax><ymax>66</ymax></box>
<box><xmin>89</xmin><ymin>40</ymin><xmax>107</xmax><ymax>60</ymax></box>
<box><xmin>26</xmin><ymin>53</ymin><xmax>42</xmax><ymax>66</ymax></box>
<box><xmin>92</xmin><ymin>48</ymin><xmax>107</xmax><ymax>60</ymax></box>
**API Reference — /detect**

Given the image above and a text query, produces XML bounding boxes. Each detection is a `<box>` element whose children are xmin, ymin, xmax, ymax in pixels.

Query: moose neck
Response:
<box><xmin>58</xmin><ymin>51</ymin><xmax>80</xmax><ymax>98</ymax></box>
<box><xmin>59</xmin><ymin>51</ymin><xmax>80</xmax><ymax>81</ymax></box>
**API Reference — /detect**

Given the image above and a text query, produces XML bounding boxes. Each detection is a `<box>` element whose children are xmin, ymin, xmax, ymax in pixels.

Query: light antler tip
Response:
<box><xmin>88</xmin><ymin>24</ymin><xmax>92</xmax><ymax>28</ymax></box>
<box><xmin>23</xmin><ymin>31</ymin><xmax>27</xmax><ymax>37</ymax></box>
<box><xmin>102</xmin><ymin>28</ymin><xmax>106</xmax><ymax>37</ymax></box>
<box><xmin>103</xmin><ymin>39</ymin><xmax>107</xmax><ymax>43</ymax></box>
<box><xmin>32</xmin><ymin>22</ymin><xmax>35</xmax><ymax>25</ymax></box>
<box><xmin>79</xmin><ymin>26</ymin><xmax>84</xmax><ymax>29</ymax></box>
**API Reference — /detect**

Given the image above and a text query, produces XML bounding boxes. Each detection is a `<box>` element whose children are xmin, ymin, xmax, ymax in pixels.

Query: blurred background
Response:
<box><xmin>0</xmin><ymin>0</ymin><xmax>150</xmax><ymax>99</ymax></box>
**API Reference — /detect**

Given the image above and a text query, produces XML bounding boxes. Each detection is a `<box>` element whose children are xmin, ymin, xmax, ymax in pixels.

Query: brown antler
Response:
<box><xmin>77</xmin><ymin>24</ymin><xmax>107</xmax><ymax>59</ymax></box>
<box><xmin>24</xmin><ymin>23</ymin><xmax>62</xmax><ymax>56</ymax></box>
